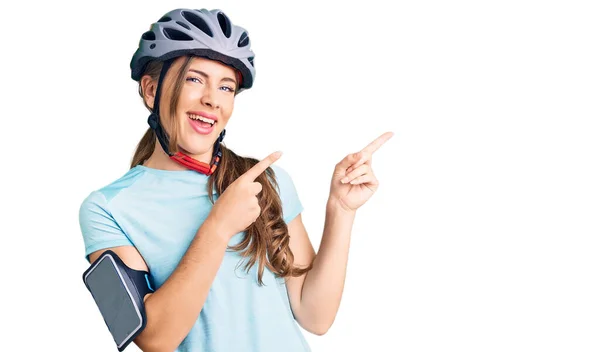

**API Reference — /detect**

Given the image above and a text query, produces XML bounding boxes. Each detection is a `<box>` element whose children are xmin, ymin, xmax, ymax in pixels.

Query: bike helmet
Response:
<box><xmin>129</xmin><ymin>8</ymin><xmax>256</xmax><ymax>175</ymax></box>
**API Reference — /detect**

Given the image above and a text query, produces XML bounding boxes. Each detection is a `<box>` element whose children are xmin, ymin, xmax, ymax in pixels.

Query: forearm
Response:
<box><xmin>298</xmin><ymin>198</ymin><xmax>356</xmax><ymax>333</ymax></box>
<box><xmin>135</xmin><ymin>218</ymin><xmax>229</xmax><ymax>351</ymax></box>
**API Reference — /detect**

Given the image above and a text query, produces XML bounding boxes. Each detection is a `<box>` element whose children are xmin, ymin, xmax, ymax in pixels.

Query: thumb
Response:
<box><xmin>338</xmin><ymin>151</ymin><xmax>362</xmax><ymax>170</ymax></box>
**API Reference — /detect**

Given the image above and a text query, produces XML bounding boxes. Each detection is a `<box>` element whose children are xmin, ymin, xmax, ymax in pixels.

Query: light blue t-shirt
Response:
<box><xmin>79</xmin><ymin>164</ymin><xmax>311</xmax><ymax>352</ymax></box>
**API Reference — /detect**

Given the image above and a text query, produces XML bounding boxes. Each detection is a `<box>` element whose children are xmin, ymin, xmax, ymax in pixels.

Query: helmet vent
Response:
<box><xmin>142</xmin><ymin>31</ymin><xmax>156</xmax><ymax>41</ymax></box>
<box><xmin>158</xmin><ymin>16</ymin><xmax>171</xmax><ymax>22</ymax></box>
<box><xmin>182</xmin><ymin>11</ymin><xmax>214</xmax><ymax>37</ymax></box>
<box><xmin>217</xmin><ymin>12</ymin><xmax>232</xmax><ymax>38</ymax></box>
<box><xmin>238</xmin><ymin>32</ymin><xmax>249</xmax><ymax>47</ymax></box>
<box><xmin>248</xmin><ymin>56</ymin><xmax>254</xmax><ymax>67</ymax></box>
<box><xmin>163</xmin><ymin>28</ymin><xmax>193</xmax><ymax>41</ymax></box>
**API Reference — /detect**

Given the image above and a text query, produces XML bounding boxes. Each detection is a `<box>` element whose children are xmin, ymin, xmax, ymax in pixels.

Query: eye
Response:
<box><xmin>186</xmin><ymin>76</ymin><xmax>203</xmax><ymax>84</ymax></box>
<box><xmin>220</xmin><ymin>86</ymin><xmax>235</xmax><ymax>93</ymax></box>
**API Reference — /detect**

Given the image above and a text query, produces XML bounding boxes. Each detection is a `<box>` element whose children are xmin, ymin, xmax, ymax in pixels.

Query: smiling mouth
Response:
<box><xmin>188</xmin><ymin>113</ymin><xmax>216</xmax><ymax>127</ymax></box>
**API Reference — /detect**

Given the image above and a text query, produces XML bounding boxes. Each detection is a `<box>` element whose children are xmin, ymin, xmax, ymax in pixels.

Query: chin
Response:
<box><xmin>178</xmin><ymin>140</ymin><xmax>212</xmax><ymax>157</ymax></box>
<box><xmin>179</xmin><ymin>145</ymin><xmax>210</xmax><ymax>157</ymax></box>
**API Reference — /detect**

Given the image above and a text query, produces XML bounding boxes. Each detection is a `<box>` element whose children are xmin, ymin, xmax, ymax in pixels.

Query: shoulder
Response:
<box><xmin>269</xmin><ymin>163</ymin><xmax>290</xmax><ymax>181</ymax></box>
<box><xmin>79</xmin><ymin>166</ymin><xmax>146</xmax><ymax>216</ymax></box>
<box><xmin>268</xmin><ymin>164</ymin><xmax>303</xmax><ymax>223</ymax></box>
<box><xmin>268</xmin><ymin>164</ymin><xmax>296</xmax><ymax>194</ymax></box>
<box><xmin>78</xmin><ymin>168</ymin><xmax>145</xmax><ymax>262</ymax></box>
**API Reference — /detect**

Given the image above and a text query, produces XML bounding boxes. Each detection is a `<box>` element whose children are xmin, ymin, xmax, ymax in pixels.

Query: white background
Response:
<box><xmin>2</xmin><ymin>0</ymin><xmax>599</xmax><ymax>351</ymax></box>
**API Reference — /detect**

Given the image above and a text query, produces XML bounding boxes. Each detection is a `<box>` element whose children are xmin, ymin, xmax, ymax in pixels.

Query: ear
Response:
<box><xmin>141</xmin><ymin>75</ymin><xmax>157</xmax><ymax>109</ymax></box>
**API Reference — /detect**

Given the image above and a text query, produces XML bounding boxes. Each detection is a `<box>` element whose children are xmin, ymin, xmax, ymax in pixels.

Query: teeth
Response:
<box><xmin>188</xmin><ymin>114</ymin><xmax>215</xmax><ymax>125</ymax></box>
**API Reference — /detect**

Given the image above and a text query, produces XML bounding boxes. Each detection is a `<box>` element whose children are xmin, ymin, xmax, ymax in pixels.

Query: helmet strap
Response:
<box><xmin>146</xmin><ymin>57</ymin><xmax>225</xmax><ymax>176</ymax></box>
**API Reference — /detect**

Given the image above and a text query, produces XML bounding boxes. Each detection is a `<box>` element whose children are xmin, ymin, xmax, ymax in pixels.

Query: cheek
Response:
<box><xmin>176</xmin><ymin>90</ymin><xmax>198</xmax><ymax>122</ymax></box>
<box><xmin>180</xmin><ymin>88</ymin><xmax>202</xmax><ymax>106</ymax></box>
<box><xmin>221</xmin><ymin>98</ymin><xmax>235</xmax><ymax>122</ymax></box>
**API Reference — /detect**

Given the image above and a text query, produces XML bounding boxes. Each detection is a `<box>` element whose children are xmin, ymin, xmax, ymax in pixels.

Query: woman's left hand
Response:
<box><xmin>329</xmin><ymin>132</ymin><xmax>394</xmax><ymax>212</ymax></box>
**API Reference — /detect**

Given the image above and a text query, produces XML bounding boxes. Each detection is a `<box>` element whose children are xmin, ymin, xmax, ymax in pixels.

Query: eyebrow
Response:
<box><xmin>188</xmin><ymin>69</ymin><xmax>237</xmax><ymax>86</ymax></box>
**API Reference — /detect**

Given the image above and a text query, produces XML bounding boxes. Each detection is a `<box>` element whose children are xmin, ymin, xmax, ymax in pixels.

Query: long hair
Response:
<box><xmin>131</xmin><ymin>56</ymin><xmax>312</xmax><ymax>285</ymax></box>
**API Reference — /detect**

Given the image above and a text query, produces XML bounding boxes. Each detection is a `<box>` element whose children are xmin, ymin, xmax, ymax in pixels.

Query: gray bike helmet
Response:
<box><xmin>130</xmin><ymin>8</ymin><xmax>255</xmax><ymax>92</ymax></box>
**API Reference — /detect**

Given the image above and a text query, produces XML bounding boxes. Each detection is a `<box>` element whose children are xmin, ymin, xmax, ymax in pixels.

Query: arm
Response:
<box><xmin>88</xmin><ymin>218</ymin><xmax>229</xmax><ymax>352</ymax></box>
<box><xmin>84</xmin><ymin>153</ymin><xmax>284</xmax><ymax>351</ymax></box>
<box><xmin>285</xmin><ymin>132</ymin><xmax>393</xmax><ymax>335</ymax></box>
<box><xmin>284</xmin><ymin>200</ymin><xmax>355</xmax><ymax>336</ymax></box>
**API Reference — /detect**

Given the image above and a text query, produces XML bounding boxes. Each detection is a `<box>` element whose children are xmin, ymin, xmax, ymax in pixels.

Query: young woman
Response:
<box><xmin>79</xmin><ymin>8</ymin><xmax>393</xmax><ymax>352</ymax></box>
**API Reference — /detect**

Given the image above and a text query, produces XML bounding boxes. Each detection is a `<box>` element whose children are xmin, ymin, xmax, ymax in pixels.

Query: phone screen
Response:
<box><xmin>85</xmin><ymin>255</ymin><xmax>143</xmax><ymax>347</ymax></box>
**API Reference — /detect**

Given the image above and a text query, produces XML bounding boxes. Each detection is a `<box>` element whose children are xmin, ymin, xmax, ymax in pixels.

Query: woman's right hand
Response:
<box><xmin>206</xmin><ymin>151</ymin><xmax>282</xmax><ymax>239</ymax></box>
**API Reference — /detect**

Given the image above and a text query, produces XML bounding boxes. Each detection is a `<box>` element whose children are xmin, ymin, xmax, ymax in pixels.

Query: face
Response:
<box><xmin>162</xmin><ymin>56</ymin><xmax>238</xmax><ymax>161</ymax></box>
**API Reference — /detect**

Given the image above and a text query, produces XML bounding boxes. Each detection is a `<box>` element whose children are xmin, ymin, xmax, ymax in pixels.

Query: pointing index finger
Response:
<box><xmin>242</xmin><ymin>151</ymin><xmax>282</xmax><ymax>181</ymax></box>
<box><xmin>361</xmin><ymin>131</ymin><xmax>394</xmax><ymax>156</ymax></box>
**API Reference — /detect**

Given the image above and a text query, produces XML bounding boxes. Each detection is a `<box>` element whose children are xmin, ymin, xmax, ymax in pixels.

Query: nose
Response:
<box><xmin>200</xmin><ymin>88</ymin><xmax>219</xmax><ymax>110</ymax></box>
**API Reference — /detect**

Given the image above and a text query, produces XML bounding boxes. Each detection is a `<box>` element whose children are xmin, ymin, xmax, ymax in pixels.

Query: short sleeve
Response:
<box><xmin>271</xmin><ymin>165</ymin><xmax>304</xmax><ymax>224</ymax></box>
<box><xmin>79</xmin><ymin>191</ymin><xmax>134</xmax><ymax>262</ymax></box>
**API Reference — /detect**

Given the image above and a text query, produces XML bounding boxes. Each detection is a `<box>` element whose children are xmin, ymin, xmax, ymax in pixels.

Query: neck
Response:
<box><xmin>143</xmin><ymin>138</ymin><xmax>213</xmax><ymax>171</ymax></box>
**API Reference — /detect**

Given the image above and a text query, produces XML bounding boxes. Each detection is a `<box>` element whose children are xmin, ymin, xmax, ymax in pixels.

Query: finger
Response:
<box><xmin>344</xmin><ymin>131</ymin><xmax>393</xmax><ymax>172</ymax></box>
<box><xmin>242</xmin><ymin>151</ymin><xmax>282</xmax><ymax>181</ymax></box>
<box><xmin>349</xmin><ymin>173</ymin><xmax>378</xmax><ymax>187</ymax></box>
<box><xmin>341</xmin><ymin>164</ymin><xmax>370</xmax><ymax>184</ymax></box>
<box><xmin>347</xmin><ymin>152</ymin><xmax>373</xmax><ymax>173</ymax></box>
<box><xmin>360</xmin><ymin>131</ymin><xmax>394</xmax><ymax>156</ymax></box>
<box><xmin>338</xmin><ymin>151</ymin><xmax>362</xmax><ymax>169</ymax></box>
<box><xmin>347</xmin><ymin>157</ymin><xmax>372</xmax><ymax>174</ymax></box>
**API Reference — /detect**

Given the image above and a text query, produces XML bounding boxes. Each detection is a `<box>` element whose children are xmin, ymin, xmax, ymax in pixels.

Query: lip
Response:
<box><xmin>188</xmin><ymin>111</ymin><xmax>218</xmax><ymax>122</ymax></box>
<box><xmin>188</xmin><ymin>116</ymin><xmax>215</xmax><ymax>135</ymax></box>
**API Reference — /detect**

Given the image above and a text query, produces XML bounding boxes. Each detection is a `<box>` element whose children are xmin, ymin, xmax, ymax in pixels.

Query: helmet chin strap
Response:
<box><xmin>147</xmin><ymin>58</ymin><xmax>225</xmax><ymax>175</ymax></box>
